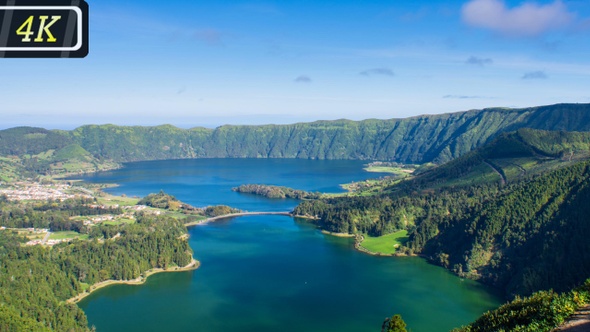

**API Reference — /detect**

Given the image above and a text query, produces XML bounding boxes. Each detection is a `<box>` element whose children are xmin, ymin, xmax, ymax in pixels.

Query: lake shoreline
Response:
<box><xmin>66</xmin><ymin>258</ymin><xmax>199</xmax><ymax>304</ymax></box>
<box><xmin>320</xmin><ymin>230</ymin><xmax>355</xmax><ymax>238</ymax></box>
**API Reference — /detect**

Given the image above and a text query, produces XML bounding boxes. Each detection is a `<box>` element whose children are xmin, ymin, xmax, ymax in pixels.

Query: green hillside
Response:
<box><xmin>2</xmin><ymin>104</ymin><xmax>590</xmax><ymax>170</ymax></box>
<box><xmin>403</xmin><ymin>128</ymin><xmax>590</xmax><ymax>190</ymax></box>
<box><xmin>0</xmin><ymin>127</ymin><xmax>72</xmax><ymax>156</ymax></box>
<box><xmin>293</xmin><ymin>130</ymin><xmax>590</xmax><ymax>299</ymax></box>
<box><xmin>67</xmin><ymin>103</ymin><xmax>590</xmax><ymax>163</ymax></box>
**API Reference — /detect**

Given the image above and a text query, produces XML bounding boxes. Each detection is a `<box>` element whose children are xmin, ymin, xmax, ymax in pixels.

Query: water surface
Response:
<box><xmin>75</xmin><ymin>159</ymin><xmax>502</xmax><ymax>331</ymax></box>
<box><xmin>76</xmin><ymin>159</ymin><xmax>382</xmax><ymax>211</ymax></box>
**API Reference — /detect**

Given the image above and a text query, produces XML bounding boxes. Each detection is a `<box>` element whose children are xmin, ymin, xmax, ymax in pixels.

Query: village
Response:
<box><xmin>0</xmin><ymin>181</ymin><xmax>165</xmax><ymax>247</ymax></box>
<box><xmin>0</xmin><ymin>181</ymin><xmax>92</xmax><ymax>201</ymax></box>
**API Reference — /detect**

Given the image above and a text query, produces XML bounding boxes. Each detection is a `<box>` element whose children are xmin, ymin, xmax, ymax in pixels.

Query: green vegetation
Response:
<box><xmin>339</xmin><ymin>177</ymin><xmax>402</xmax><ymax>196</ymax></box>
<box><xmin>49</xmin><ymin>231</ymin><xmax>83</xmax><ymax>240</ymax></box>
<box><xmin>455</xmin><ymin>279</ymin><xmax>590</xmax><ymax>332</ymax></box>
<box><xmin>365</xmin><ymin>166</ymin><xmax>410</xmax><ymax>174</ymax></box>
<box><xmin>232</xmin><ymin>184</ymin><xmax>321</xmax><ymax>199</ymax></box>
<box><xmin>103</xmin><ymin>218</ymin><xmax>135</xmax><ymax>226</ymax></box>
<box><xmin>138</xmin><ymin>190</ymin><xmax>183</xmax><ymax>210</ymax></box>
<box><xmin>0</xmin><ymin>157</ymin><xmax>26</xmax><ymax>182</ymax></box>
<box><xmin>389</xmin><ymin>128</ymin><xmax>590</xmax><ymax>191</ymax></box>
<box><xmin>0</xmin><ymin>204</ymin><xmax>194</xmax><ymax>331</ymax></box>
<box><xmin>360</xmin><ymin>230</ymin><xmax>408</xmax><ymax>255</ymax></box>
<box><xmin>204</xmin><ymin>205</ymin><xmax>241</xmax><ymax>217</ymax></box>
<box><xmin>96</xmin><ymin>194</ymin><xmax>139</xmax><ymax>207</ymax></box>
<box><xmin>137</xmin><ymin>191</ymin><xmax>204</xmax><ymax>218</ymax></box>
<box><xmin>363</xmin><ymin>161</ymin><xmax>416</xmax><ymax>176</ymax></box>
<box><xmin>0</xmin><ymin>196</ymin><xmax>122</xmax><ymax>231</ymax></box>
<box><xmin>382</xmin><ymin>314</ymin><xmax>408</xmax><ymax>332</ymax></box>
<box><xmin>2</xmin><ymin>105</ymin><xmax>590</xmax><ymax>177</ymax></box>
<box><xmin>294</xmin><ymin>132</ymin><xmax>590</xmax><ymax>299</ymax></box>
<box><xmin>59</xmin><ymin>104</ymin><xmax>590</xmax><ymax>163</ymax></box>
<box><xmin>0</xmin><ymin>188</ymin><xmax>211</xmax><ymax>331</ymax></box>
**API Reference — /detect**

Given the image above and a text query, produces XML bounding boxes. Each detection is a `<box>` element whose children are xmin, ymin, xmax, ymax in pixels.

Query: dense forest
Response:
<box><xmin>2</xmin><ymin>104</ymin><xmax>590</xmax><ymax>172</ymax></box>
<box><xmin>294</xmin><ymin>131</ymin><xmax>590</xmax><ymax>298</ymax></box>
<box><xmin>0</xmin><ymin>198</ymin><xmax>194</xmax><ymax>331</ymax></box>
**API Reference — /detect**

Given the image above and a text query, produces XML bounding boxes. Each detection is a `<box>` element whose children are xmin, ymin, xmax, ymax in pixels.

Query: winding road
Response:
<box><xmin>484</xmin><ymin>160</ymin><xmax>506</xmax><ymax>185</ymax></box>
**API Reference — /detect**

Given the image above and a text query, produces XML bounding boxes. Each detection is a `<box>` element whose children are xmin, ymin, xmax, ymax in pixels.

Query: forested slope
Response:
<box><xmin>0</xmin><ymin>214</ymin><xmax>193</xmax><ymax>331</ymax></box>
<box><xmin>293</xmin><ymin>130</ymin><xmax>590</xmax><ymax>298</ymax></box>
<box><xmin>2</xmin><ymin>104</ymin><xmax>590</xmax><ymax>166</ymax></box>
<box><xmin>69</xmin><ymin>103</ymin><xmax>590</xmax><ymax>163</ymax></box>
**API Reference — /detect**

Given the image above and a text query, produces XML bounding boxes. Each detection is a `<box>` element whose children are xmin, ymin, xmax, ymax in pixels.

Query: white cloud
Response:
<box><xmin>461</xmin><ymin>0</ymin><xmax>574</xmax><ymax>37</ymax></box>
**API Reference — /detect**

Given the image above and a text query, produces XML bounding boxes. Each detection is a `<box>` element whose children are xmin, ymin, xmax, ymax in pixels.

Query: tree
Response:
<box><xmin>382</xmin><ymin>314</ymin><xmax>407</xmax><ymax>332</ymax></box>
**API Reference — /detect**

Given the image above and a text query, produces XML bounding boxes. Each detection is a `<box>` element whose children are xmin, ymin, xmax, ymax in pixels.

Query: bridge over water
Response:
<box><xmin>185</xmin><ymin>211</ymin><xmax>293</xmax><ymax>227</ymax></box>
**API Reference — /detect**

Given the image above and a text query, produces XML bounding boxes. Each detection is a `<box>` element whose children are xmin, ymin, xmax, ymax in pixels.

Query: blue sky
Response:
<box><xmin>2</xmin><ymin>0</ymin><xmax>590</xmax><ymax>129</ymax></box>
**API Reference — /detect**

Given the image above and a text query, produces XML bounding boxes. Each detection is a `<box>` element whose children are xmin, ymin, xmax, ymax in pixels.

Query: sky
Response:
<box><xmin>2</xmin><ymin>0</ymin><xmax>590</xmax><ymax>129</ymax></box>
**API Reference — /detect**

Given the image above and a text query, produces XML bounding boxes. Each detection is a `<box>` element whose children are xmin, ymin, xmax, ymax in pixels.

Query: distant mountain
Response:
<box><xmin>0</xmin><ymin>127</ymin><xmax>71</xmax><ymax>156</ymax></box>
<box><xmin>0</xmin><ymin>128</ymin><xmax>117</xmax><ymax>178</ymax></box>
<box><xmin>2</xmin><ymin>103</ymin><xmax>590</xmax><ymax>166</ymax></box>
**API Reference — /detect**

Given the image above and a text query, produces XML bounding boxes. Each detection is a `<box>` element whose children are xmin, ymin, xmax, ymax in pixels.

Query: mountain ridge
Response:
<box><xmin>2</xmin><ymin>103</ymin><xmax>590</xmax><ymax>168</ymax></box>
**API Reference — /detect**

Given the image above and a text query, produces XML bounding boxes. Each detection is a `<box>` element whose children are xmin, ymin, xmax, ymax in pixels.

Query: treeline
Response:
<box><xmin>233</xmin><ymin>184</ymin><xmax>321</xmax><ymax>200</ymax></box>
<box><xmin>138</xmin><ymin>190</ymin><xmax>183</xmax><ymax>210</ymax></box>
<box><xmin>0</xmin><ymin>212</ymin><xmax>193</xmax><ymax>331</ymax></box>
<box><xmin>0</xmin><ymin>196</ymin><xmax>122</xmax><ymax>231</ymax></box>
<box><xmin>3</xmin><ymin>104</ymin><xmax>590</xmax><ymax>166</ymax></box>
<box><xmin>294</xmin><ymin>161</ymin><xmax>590</xmax><ymax>298</ymax></box>
<box><xmin>204</xmin><ymin>205</ymin><xmax>241</xmax><ymax>217</ymax></box>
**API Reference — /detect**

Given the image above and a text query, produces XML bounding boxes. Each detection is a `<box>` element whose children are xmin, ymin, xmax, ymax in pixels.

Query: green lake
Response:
<box><xmin>74</xmin><ymin>159</ymin><xmax>502</xmax><ymax>331</ymax></box>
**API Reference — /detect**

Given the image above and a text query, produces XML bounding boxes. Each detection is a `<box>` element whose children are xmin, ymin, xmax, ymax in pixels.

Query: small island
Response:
<box><xmin>232</xmin><ymin>184</ymin><xmax>321</xmax><ymax>200</ymax></box>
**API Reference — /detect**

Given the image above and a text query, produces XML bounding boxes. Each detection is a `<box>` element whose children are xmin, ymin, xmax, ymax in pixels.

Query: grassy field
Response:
<box><xmin>364</xmin><ymin>166</ymin><xmax>415</xmax><ymax>176</ymax></box>
<box><xmin>432</xmin><ymin>162</ymin><xmax>501</xmax><ymax>189</ymax></box>
<box><xmin>50</xmin><ymin>231</ymin><xmax>86</xmax><ymax>240</ymax></box>
<box><xmin>79</xmin><ymin>282</ymin><xmax>90</xmax><ymax>292</ymax></box>
<box><xmin>12</xmin><ymin>229</ymin><xmax>46</xmax><ymax>241</ymax></box>
<box><xmin>103</xmin><ymin>218</ymin><xmax>135</xmax><ymax>226</ymax></box>
<box><xmin>360</xmin><ymin>230</ymin><xmax>409</xmax><ymax>255</ymax></box>
<box><xmin>0</xmin><ymin>158</ymin><xmax>23</xmax><ymax>182</ymax></box>
<box><xmin>339</xmin><ymin>177</ymin><xmax>406</xmax><ymax>196</ymax></box>
<box><xmin>97</xmin><ymin>194</ymin><xmax>140</xmax><ymax>207</ymax></box>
